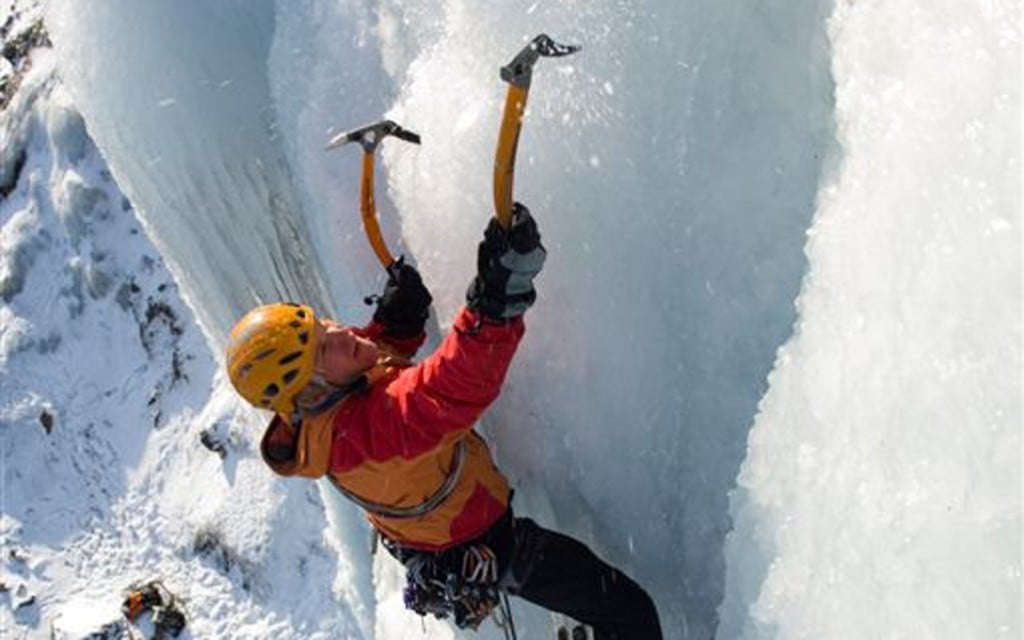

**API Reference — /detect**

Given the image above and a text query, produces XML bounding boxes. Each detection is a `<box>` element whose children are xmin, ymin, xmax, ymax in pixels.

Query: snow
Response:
<box><xmin>2</xmin><ymin>0</ymin><xmax>1020</xmax><ymax>638</ymax></box>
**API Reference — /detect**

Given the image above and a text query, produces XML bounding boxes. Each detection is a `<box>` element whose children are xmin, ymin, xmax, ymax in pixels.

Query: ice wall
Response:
<box><xmin>372</xmin><ymin>2</ymin><xmax>834</xmax><ymax>635</ymax></box>
<box><xmin>45</xmin><ymin>0</ymin><xmax>335</xmax><ymax>341</ymax></box>
<box><xmin>719</xmin><ymin>1</ymin><xmax>1022</xmax><ymax>638</ymax></box>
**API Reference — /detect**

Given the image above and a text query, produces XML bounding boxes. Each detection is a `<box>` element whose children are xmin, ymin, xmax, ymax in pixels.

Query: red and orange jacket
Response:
<box><xmin>259</xmin><ymin>306</ymin><xmax>524</xmax><ymax>551</ymax></box>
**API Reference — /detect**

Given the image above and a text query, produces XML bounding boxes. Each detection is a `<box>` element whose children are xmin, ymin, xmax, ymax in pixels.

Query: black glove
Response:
<box><xmin>466</xmin><ymin>202</ymin><xmax>547</xmax><ymax>320</ymax></box>
<box><xmin>372</xmin><ymin>257</ymin><xmax>432</xmax><ymax>338</ymax></box>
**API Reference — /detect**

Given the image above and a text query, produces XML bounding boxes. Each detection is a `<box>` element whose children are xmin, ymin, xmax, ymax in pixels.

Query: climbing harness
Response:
<box><xmin>397</xmin><ymin>542</ymin><xmax>518</xmax><ymax>639</ymax></box>
<box><xmin>325</xmin><ymin>120</ymin><xmax>421</xmax><ymax>270</ymax></box>
<box><xmin>493</xmin><ymin>34</ymin><xmax>579</xmax><ymax>229</ymax></box>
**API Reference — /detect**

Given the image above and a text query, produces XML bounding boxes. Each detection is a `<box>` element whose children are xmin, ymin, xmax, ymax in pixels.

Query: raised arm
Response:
<box><xmin>362</xmin><ymin>204</ymin><xmax>547</xmax><ymax>450</ymax></box>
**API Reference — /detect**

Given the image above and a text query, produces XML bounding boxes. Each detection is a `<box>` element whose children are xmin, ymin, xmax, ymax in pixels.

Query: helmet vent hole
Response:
<box><xmin>289</xmin><ymin>320</ymin><xmax>301</xmax><ymax>329</ymax></box>
<box><xmin>263</xmin><ymin>383</ymin><xmax>280</xmax><ymax>397</ymax></box>
<box><xmin>298</xmin><ymin>332</ymin><xmax>309</xmax><ymax>345</ymax></box>
<box><xmin>296</xmin><ymin>309</ymin><xmax>307</xmax><ymax>319</ymax></box>
<box><xmin>283</xmin><ymin>369</ymin><xmax>299</xmax><ymax>385</ymax></box>
<box><xmin>238</xmin><ymin>363</ymin><xmax>253</xmax><ymax>378</ymax></box>
<box><xmin>255</xmin><ymin>348</ymin><xmax>276</xmax><ymax>361</ymax></box>
<box><xmin>278</xmin><ymin>351</ymin><xmax>303</xmax><ymax>366</ymax></box>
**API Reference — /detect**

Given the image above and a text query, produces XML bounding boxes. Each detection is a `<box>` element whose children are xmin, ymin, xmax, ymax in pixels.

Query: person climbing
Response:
<box><xmin>225</xmin><ymin>203</ymin><xmax>663</xmax><ymax>639</ymax></box>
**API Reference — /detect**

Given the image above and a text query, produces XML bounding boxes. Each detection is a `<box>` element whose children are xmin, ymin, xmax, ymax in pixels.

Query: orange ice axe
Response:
<box><xmin>493</xmin><ymin>34</ymin><xmax>579</xmax><ymax>229</ymax></box>
<box><xmin>326</xmin><ymin>120</ymin><xmax>421</xmax><ymax>270</ymax></box>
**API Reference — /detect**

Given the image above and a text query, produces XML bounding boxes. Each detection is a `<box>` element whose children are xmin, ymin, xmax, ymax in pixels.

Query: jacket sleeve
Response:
<box><xmin>337</xmin><ymin>307</ymin><xmax>524</xmax><ymax>462</ymax></box>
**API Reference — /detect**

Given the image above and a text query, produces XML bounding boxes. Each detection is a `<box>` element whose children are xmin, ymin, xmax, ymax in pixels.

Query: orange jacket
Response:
<box><xmin>260</xmin><ymin>306</ymin><xmax>523</xmax><ymax>551</ymax></box>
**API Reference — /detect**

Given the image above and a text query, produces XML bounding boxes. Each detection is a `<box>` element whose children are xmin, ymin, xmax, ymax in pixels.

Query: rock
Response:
<box><xmin>39</xmin><ymin>409</ymin><xmax>54</xmax><ymax>434</ymax></box>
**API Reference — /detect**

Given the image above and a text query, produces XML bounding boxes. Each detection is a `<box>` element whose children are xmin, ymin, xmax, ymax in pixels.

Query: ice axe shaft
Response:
<box><xmin>325</xmin><ymin>120</ymin><xmax>420</xmax><ymax>269</ymax></box>
<box><xmin>493</xmin><ymin>34</ymin><xmax>579</xmax><ymax>228</ymax></box>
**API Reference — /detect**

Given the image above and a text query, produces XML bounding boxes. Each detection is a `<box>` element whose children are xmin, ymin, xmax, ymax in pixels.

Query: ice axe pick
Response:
<box><xmin>493</xmin><ymin>34</ymin><xmax>580</xmax><ymax>229</ymax></box>
<box><xmin>325</xmin><ymin>120</ymin><xmax>421</xmax><ymax>270</ymax></box>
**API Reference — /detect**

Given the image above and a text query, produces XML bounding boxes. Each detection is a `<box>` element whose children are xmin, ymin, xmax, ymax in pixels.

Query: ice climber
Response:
<box><xmin>225</xmin><ymin>204</ymin><xmax>663</xmax><ymax>639</ymax></box>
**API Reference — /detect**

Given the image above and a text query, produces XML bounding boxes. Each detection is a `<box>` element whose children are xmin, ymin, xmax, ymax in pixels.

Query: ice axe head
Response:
<box><xmin>500</xmin><ymin>33</ymin><xmax>581</xmax><ymax>88</ymax></box>
<box><xmin>325</xmin><ymin>119</ymin><xmax>421</xmax><ymax>154</ymax></box>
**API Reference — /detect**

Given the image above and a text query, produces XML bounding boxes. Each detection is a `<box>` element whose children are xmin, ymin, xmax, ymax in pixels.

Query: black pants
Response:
<box><xmin>504</xmin><ymin>517</ymin><xmax>663</xmax><ymax>640</ymax></box>
<box><xmin>387</xmin><ymin>511</ymin><xmax>663</xmax><ymax>640</ymax></box>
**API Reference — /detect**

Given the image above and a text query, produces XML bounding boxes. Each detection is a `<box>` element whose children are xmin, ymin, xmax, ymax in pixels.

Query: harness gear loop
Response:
<box><xmin>388</xmin><ymin>510</ymin><xmax>519</xmax><ymax>636</ymax></box>
<box><xmin>399</xmin><ymin>544</ymin><xmax>509</xmax><ymax>633</ymax></box>
<box><xmin>462</xmin><ymin>544</ymin><xmax>499</xmax><ymax>585</ymax></box>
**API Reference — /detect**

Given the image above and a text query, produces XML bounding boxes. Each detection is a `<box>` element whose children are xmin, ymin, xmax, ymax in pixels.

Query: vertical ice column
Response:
<box><xmin>46</xmin><ymin>0</ymin><xmax>335</xmax><ymax>343</ymax></box>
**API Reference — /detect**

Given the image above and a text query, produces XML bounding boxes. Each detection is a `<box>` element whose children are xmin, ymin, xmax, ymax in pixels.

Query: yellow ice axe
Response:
<box><xmin>493</xmin><ymin>34</ymin><xmax>579</xmax><ymax>228</ymax></box>
<box><xmin>325</xmin><ymin>120</ymin><xmax>421</xmax><ymax>270</ymax></box>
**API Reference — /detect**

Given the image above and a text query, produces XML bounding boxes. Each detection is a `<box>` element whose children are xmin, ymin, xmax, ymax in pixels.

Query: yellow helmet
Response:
<box><xmin>226</xmin><ymin>303</ymin><xmax>318</xmax><ymax>414</ymax></box>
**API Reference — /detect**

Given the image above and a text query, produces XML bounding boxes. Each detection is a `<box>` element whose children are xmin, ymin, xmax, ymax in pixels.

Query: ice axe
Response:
<box><xmin>493</xmin><ymin>34</ymin><xmax>580</xmax><ymax>229</ymax></box>
<box><xmin>325</xmin><ymin>120</ymin><xmax>421</xmax><ymax>271</ymax></box>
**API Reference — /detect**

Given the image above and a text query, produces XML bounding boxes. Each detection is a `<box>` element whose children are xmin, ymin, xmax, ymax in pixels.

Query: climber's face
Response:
<box><xmin>313</xmin><ymin>319</ymin><xmax>379</xmax><ymax>385</ymax></box>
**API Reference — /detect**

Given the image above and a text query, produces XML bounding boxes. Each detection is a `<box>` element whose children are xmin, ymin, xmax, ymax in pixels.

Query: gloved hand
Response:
<box><xmin>372</xmin><ymin>257</ymin><xmax>432</xmax><ymax>338</ymax></box>
<box><xmin>466</xmin><ymin>202</ymin><xmax>547</xmax><ymax>320</ymax></box>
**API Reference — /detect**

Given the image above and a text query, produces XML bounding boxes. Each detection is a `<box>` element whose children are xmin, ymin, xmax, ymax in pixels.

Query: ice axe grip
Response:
<box><xmin>326</xmin><ymin>120</ymin><xmax>421</xmax><ymax>269</ymax></box>
<box><xmin>493</xmin><ymin>34</ymin><xmax>579</xmax><ymax>228</ymax></box>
